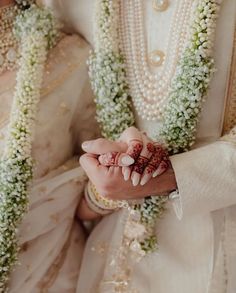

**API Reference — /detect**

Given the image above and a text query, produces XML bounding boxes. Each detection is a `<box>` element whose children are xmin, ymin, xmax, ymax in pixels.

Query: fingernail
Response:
<box><xmin>121</xmin><ymin>155</ymin><xmax>134</xmax><ymax>166</ymax></box>
<box><xmin>123</xmin><ymin>168</ymin><xmax>130</xmax><ymax>181</ymax></box>
<box><xmin>132</xmin><ymin>173</ymin><xmax>140</xmax><ymax>186</ymax></box>
<box><xmin>152</xmin><ymin>171</ymin><xmax>158</xmax><ymax>178</ymax></box>
<box><xmin>82</xmin><ymin>141</ymin><xmax>90</xmax><ymax>150</ymax></box>
<box><xmin>122</xmin><ymin>167</ymin><xmax>125</xmax><ymax>176</ymax></box>
<box><xmin>152</xmin><ymin>170</ymin><xmax>160</xmax><ymax>178</ymax></box>
<box><xmin>140</xmin><ymin>174</ymin><xmax>149</xmax><ymax>186</ymax></box>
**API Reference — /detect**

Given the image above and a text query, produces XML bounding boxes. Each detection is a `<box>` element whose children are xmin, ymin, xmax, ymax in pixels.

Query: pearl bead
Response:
<box><xmin>119</xmin><ymin>0</ymin><xmax>193</xmax><ymax>121</ymax></box>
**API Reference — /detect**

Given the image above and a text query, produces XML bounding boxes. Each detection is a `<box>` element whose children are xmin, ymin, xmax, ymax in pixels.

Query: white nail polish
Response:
<box><xmin>140</xmin><ymin>175</ymin><xmax>149</xmax><ymax>186</ymax></box>
<box><xmin>132</xmin><ymin>173</ymin><xmax>140</xmax><ymax>186</ymax></box>
<box><xmin>152</xmin><ymin>171</ymin><xmax>159</xmax><ymax>178</ymax></box>
<box><xmin>121</xmin><ymin>155</ymin><xmax>134</xmax><ymax>166</ymax></box>
<box><xmin>124</xmin><ymin>169</ymin><xmax>130</xmax><ymax>181</ymax></box>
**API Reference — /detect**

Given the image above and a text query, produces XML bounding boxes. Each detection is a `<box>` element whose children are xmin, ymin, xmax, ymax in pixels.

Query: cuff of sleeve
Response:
<box><xmin>168</xmin><ymin>189</ymin><xmax>183</xmax><ymax>220</ymax></box>
<box><xmin>170</xmin><ymin>141</ymin><xmax>236</xmax><ymax>216</ymax></box>
<box><xmin>169</xmin><ymin>152</ymin><xmax>192</xmax><ymax>220</ymax></box>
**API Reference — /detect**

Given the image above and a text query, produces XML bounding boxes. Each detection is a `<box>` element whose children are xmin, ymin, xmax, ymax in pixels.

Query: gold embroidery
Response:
<box><xmin>40</xmin><ymin>60</ymin><xmax>83</xmax><ymax>99</ymax></box>
<box><xmin>50</xmin><ymin>213</ymin><xmax>60</xmax><ymax>224</ymax></box>
<box><xmin>0</xmin><ymin>35</ymin><xmax>86</xmax><ymax>127</ymax></box>
<box><xmin>37</xmin><ymin>225</ymin><xmax>73</xmax><ymax>291</ymax></box>
<box><xmin>0</xmin><ymin>61</ymin><xmax>83</xmax><ymax>133</ymax></box>
<box><xmin>91</xmin><ymin>241</ymin><xmax>109</xmax><ymax>256</ymax></box>
<box><xmin>62</xmin><ymin>164</ymin><xmax>69</xmax><ymax>171</ymax></box>
<box><xmin>57</xmin><ymin>101</ymin><xmax>71</xmax><ymax>116</ymax></box>
<box><xmin>97</xmin><ymin>211</ymin><xmax>142</xmax><ymax>293</ymax></box>
<box><xmin>222</xmin><ymin>25</ymin><xmax>236</xmax><ymax>134</ymax></box>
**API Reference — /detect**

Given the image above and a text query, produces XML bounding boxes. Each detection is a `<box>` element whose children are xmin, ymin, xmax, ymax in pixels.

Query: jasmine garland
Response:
<box><xmin>160</xmin><ymin>0</ymin><xmax>221</xmax><ymax>153</ymax></box>
<box><xmin>0</xmin><ymin>5</ymin><xmax>59</xmax><ymax>290</ymax></box>
<box><xmin>88</xmin><ymin>0</ymin><xmax>134</xmax><ymax>140</ymax></box>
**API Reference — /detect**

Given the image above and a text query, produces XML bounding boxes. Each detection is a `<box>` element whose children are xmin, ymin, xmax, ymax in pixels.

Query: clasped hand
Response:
<box><xmin>80</xmin><ymin>127</ymin><xmax>177</xmax><ymax>201</ymax></box>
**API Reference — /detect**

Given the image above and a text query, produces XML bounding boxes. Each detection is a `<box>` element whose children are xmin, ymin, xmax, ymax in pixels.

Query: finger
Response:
<box><xmin>98</xmin><ymin>152</ymin><xmax>134</xmax><ymax>167</ymax></box>
<box><xmin>152</xmin><ymin>159</ymin><xmax>170</xmax><ymax>178</ymax></box>
<box><xmin>119</xmin><ymin>126</ymin><xmax>142</xmax><ymax>143</ymax></box>
<box><xmin>79</xmin><ymin>153</ymin><xmax>108</xmax><ymax>183</ymax></box>
<box><xmin>117</xmin><ymin>127</ymin><xmax>143</xmax><ymax>181</ymax></box>
<box><xmin>140</xmin><ymin>147</ymin><xmax>169</xmax><ymax>185</ymax></box>
<box><xmin>81</xmin><ymin>138</ymin><xmax>127</xmax><ymax>155</ymax></box>
<box><xmin>131</xmin><ymin>135</ymin><xmax>157</xmax><ymax>186</ymax></box>
<box><xmin>139</xmin><ymin>148</ymin><xmax>164</xmax><ymax>186</ymax></box>
<box><xmin>122</xmin><ymin>139</ymin><xmax>143</xmax><ymax>181</ymax></box>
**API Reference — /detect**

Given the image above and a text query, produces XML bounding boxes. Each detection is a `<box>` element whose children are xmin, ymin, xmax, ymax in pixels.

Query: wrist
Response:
<box><xmin>153</xmin><ymin>165</ymin><xmax>177</xmax><ymax>196</ymax></box>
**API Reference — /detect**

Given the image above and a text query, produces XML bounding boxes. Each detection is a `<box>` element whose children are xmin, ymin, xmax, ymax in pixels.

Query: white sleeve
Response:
<box><xmin>170</xmin><ymin>132</ymin><xmax>236</xmax><ymax>217</ymax></box>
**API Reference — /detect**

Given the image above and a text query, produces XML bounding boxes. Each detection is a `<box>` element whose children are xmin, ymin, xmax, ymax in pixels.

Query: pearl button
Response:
<box><xmin>152</xmin><ymin>0</ymin><xmax>169</xmax><ymax>12</ymax></box>
<box><xmin>148</xmin><ymin>50</ymin><xmax>165</xmax><ymax>67</ymax></box>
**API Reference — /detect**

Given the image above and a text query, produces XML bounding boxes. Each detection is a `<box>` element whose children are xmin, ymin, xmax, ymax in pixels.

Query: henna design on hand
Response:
<box><xmin>127</xmin><ymin>139</ymin><xmax>143</xmax><ymax>160</ymax></box>
<box><xmin>133</xmin><ymin>156</ymin><xmax>150</xmax><ymax>174</ymax></box>
<box><xmin>98</xmin><ymin>151</ymin><xmax>120</xmax><ymax>166</ymax></box>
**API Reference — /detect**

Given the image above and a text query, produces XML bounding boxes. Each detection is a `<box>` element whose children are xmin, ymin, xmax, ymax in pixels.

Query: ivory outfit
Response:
<box><xmin>0</xmin><ymin>34</ymin><xmax>99</xmax><ymax>291</ymax></box>
<box><xmin>45</xmin><ymin>1</ymin><xmax>236</xmax><ymax>292</ymax></box>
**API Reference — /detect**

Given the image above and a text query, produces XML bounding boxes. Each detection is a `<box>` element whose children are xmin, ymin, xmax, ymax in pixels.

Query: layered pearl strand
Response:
<box><xmin>119</xmin><ymin>0</ymin><xmax>194</xmax><ymax>121</ymax></box>
<box><xmin>0</xmin><ymin>4</ymin><xmax>19</xmax><ymax>75</ymax></box>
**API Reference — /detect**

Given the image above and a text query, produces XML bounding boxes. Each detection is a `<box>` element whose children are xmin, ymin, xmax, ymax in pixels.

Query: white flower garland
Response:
<box><xmin>90</xmin><ymin>0</ymin><xmax>221</xmax><ymax>256</ymax></box>
<box><xmin>88</xmin><ymin>0</ymin><xmax>134</xmax><ymax>140</ymax></box>
<box><xmin>161</xmin><ymin>0</ymin><xmax>221</xmax><ymax>153</ymax></box>
<box><xmin>15</xmin><ymin>0</ymin><xmax>36</xmax><ymax>9</ymax></box>
<box><xmin>0</xmin><ymin>4</ymin><xmax>59</xmax><ymax>290</ymax></box>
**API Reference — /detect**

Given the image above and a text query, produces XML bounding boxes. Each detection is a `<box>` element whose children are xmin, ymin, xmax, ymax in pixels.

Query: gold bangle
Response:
<box><xmin>88</xmin><ymin>181</ymin><xmax>128</xmax><ymax>210</ymax></box>
<box><xmin>84</xmin><ymin>184</ymin><xmax>112</xmax><ymax>215</ymax></box>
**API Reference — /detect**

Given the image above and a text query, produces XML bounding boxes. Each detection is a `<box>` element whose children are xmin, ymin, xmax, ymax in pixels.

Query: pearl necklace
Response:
<box><xmin>0</xmin><ymin>4</ymin><xmax>19</xmax><ymax>75</ymax></box>
<box><xmin>119</xmin><ymin>0</ymin><xmax>194</xmax><ymax>121</ymax></box>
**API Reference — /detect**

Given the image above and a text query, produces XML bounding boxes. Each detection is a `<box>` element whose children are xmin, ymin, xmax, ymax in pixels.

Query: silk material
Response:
<box><xmin>0</xmin><ymin>35</ymin><xmax>100</xmax><ymax>292</ymax></box>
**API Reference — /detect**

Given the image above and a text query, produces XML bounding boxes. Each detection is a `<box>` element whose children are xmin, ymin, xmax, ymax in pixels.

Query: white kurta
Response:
<box><xmin>44</xmin><ymin>1</ymin><xmax>236</xmax><ymax>292</ymax></box>
<box><xmin>0</xmin><ymin>35</ymin><xmax>99</xmax><ymax>292</ymax></box>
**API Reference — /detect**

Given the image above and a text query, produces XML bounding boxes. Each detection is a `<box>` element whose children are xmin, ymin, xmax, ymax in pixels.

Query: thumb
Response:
<box><xmin>98</xmin><ymin>152</ymin><xmax>134</xmax><ymax>167</ymax></box>
<box><xmin>81</xmin><ymin>138</ymin><xmax>127</xmax><ymax>155</ymax></box>
<box><xmin>79</xmin><ymin>153</ymin><xmax>107</xmax><ymax>181</ymax></box>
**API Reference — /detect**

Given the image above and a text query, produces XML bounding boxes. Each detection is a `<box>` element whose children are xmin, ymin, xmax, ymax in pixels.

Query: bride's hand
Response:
<box><xmin>98</xmin><ymin>139</ymin><xmax>169</xmax><ymax>186</ymax></box>
<box><xmin>119</xmin><ymin>128</ymin><xmax>169</xmax><ymax>186</ymax></box>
